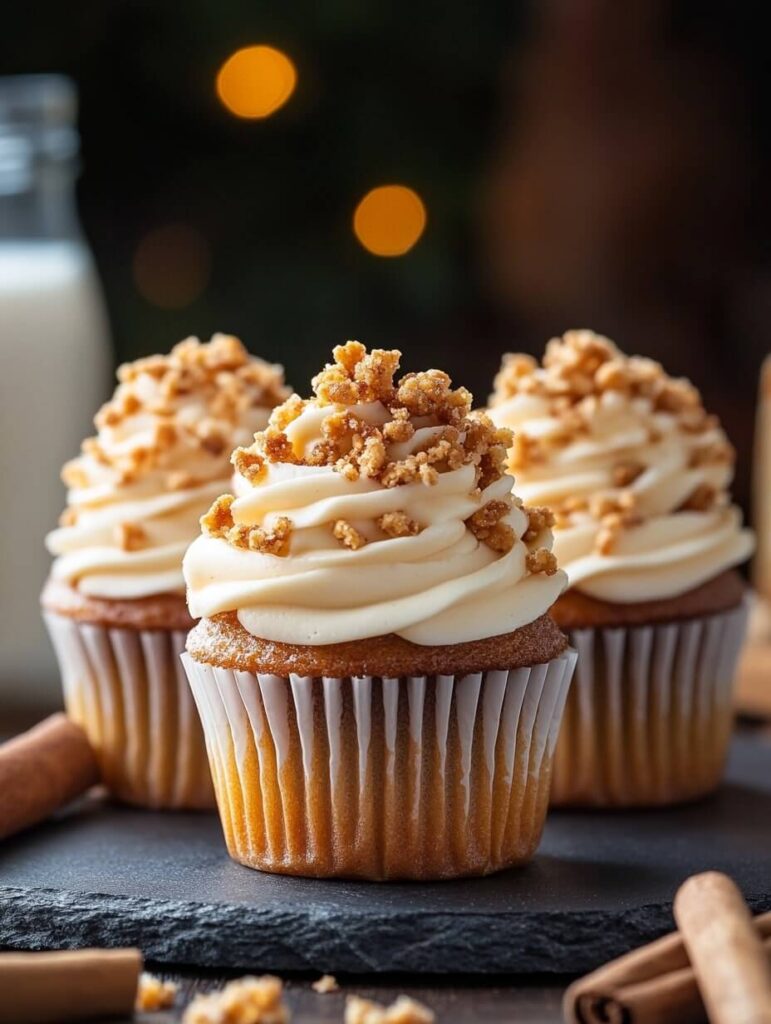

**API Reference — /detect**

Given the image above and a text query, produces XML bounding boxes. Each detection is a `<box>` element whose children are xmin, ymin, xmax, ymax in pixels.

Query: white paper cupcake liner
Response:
<box><xmin>182</xmin><ymin>648</ymin><xmax>577</xmax><ymax>880</ymax></box>
<box><xmin>551</xmin><ymin>601</ymin><xmax>749</xmax><ymax>807</ymax></box>
<box><xmin>44</xmin><ymin>612</ymin><xmax>215</xmax><ymax>810</ymax></box>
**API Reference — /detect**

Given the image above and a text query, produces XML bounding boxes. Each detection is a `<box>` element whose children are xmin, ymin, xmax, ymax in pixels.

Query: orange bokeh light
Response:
<box><xmin>353</xmin><ymin>185</ymin><xmax>427</xmax><ymax>257</ymax></box>
<box><xmin>216</xmin><ymin>45</ymin><xmax>297</xmax><ymax>119</ymax></box>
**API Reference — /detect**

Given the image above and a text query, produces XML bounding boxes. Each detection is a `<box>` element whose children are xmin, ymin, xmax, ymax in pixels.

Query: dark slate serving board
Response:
<box><xmin>1</xmin><ymin>732</ymin><xmax>770</xmax><ymax>975</ymax></box>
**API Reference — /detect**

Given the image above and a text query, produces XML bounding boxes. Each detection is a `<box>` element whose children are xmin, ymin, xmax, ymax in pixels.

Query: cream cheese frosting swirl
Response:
<box><xmin>184</xmin><ymin>342</ymin><xmax>567</xmax><ymax>646</ymax></box>
<box><xmin>47</xmin><ymin>334</ymin><xmax>289</xmax><ymax>599</ymax></box>
<box><xmin>489</xmin><ymin>330</ymin><xmax>754</xmax><ymax>603</ymax></box>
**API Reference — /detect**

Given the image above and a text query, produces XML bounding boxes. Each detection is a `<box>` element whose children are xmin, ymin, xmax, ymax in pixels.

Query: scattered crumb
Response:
<box><xmin>136</xmin><ymin>972</ymin><xmax>178</xmax><ymax>1012</ymax></box>
<box><xmin>594</xmin><ymin>511</ymin><xmax>644</xmax><ymax>555</ymax></box>
<box><xmin>333</xmin><ymin>519</ymin><xmax>367</xmax><ymax>550</ymax></box>
<box><xmin>522</xmin><ymin>505</ymin><xmax>555</xmax><ymax>543</ymax></box>
<box><xmin>344</xmin><ymin>994</ymin><xmax>435</xmax><ymax>1024</ymax></box>
<box><xmin>526</xmin><ymin>548</ymin><xmax>559</xmax><ymax>575</ymax></box>
<box><xmin>466</xmin><ymin>501</ymin><xmax>515</xmax><ymax>555</ymax></box>
<box><xmin>115</xmin><ymin>522</ymin><xmax>147</xmax><ymax>552</ymax></box>
<box><xmin>312</xmin><ymin>974</ymin><xmax>339</xmax><ymax>994</ymax></box>
<box><xmin>378</xmin><ymin>511</ymin><xmax>420</xmax><ymax>538</ymax></box>
<box><xmin>182</xmin><ymin>975</ymin><xmax>289</xmax><ymax>1024</ymax></box>
<box><xmin>200</xmin><ymin>496</ymin><xmax>292</xmax><ymax>556</ymax></box>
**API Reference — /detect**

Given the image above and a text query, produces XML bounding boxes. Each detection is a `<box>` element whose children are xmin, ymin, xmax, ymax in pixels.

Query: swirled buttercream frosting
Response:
<box><xmin>183</xmin><ymin>342</ymin><xmax>567</xmax><ymax>645</ymax></box>
<box><xmin>489</xmin><ymin>330</ymin><xmax>754</xmax><ymax>603</ymax></box>
<box><xmin>47</xmin><ymin>334</ymin><xmax>290</xmax><ymax>599</ymax></box>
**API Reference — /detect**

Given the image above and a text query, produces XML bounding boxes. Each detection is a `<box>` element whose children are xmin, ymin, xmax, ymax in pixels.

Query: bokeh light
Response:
<box><xmin>216</xmin><ymin>45</ymin><xmax>297</xmax><ymax>119</ymax></box>
<box><xmin>353</xmin><ymin>185</ymin><xmax>427</xmax><ymax>256</ymax></box>
<box><xmin>133</xmin><ymin>224</ymin><xmax>211</xmax><ymax>309</ymax></box>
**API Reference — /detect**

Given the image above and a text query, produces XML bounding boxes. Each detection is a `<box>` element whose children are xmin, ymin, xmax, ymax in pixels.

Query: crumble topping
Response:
<box><xmin>136</xmin><ymin>973</ymin><xmax>178</xmax><ymax>1012</ymax></box>
<box><xmin>522</xmin><ymin>505</ymin><xmax>555</xmax><ymax>543</ymax></box>
<box><xmin>63</xmin><ymin>334</ymin><xmax>289</xmax><ymax>492</ymax></box>
<box><xmin>201</xmin><ymin>496</ymin><xmax>292</xmax><ymax>556</ymax></box>
<box><xmin>466</xmin><ymin>501</ymin><xmax>515</xmax><ymax>554</ymax></box>
<box><xmin>182</xmin><ymin>975</ymin><xmax>289</xmax><ymax>1024</ymax></box>
<box><xmin>215</xmin><ymin>343</ymin><xmax>561</xmax><ymax>567</ymax></box>
<box><xmin>333</xmin><ymin>519</ymin><xmax>368</xmax><ymax>550</ymax></box>
<box><xmin>378</xmin><ymin>511</ymin><xmax>420</xmax><ymax>538</ymax></box>
<box><xmin>345</xmin><ymin>994</ymin><xmax>435</xmax><ymax>1024</ymax></box>
<box><xmin>492</xmin><ymin>330</ymin><xmax>737</xmax><ymax>555</ymax></box>
<box><xmin>526</xmin><ymin>548</ymin><xmax>559</xmax><ymax>575</ymax></box>
<box><xmin>115</xmin><ymin>522</ymin><xmax>147</xmax><ymax>552</ymax></box>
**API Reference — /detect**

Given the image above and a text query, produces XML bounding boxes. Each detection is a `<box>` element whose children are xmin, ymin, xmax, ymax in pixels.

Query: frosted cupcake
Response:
<box><xmin>42</xmin><ymin>334</ymin><xmax>289</xmax><ymax>809</ymax></box>
<box><xmin>489</xmin><ymin>330</ymin><xmax>754</xmax><ymax>807</ymax></box>
<box><xmin>182</xmin><ymin>342</ymin><xmax>576</xmax><ymax>879</ymax></box>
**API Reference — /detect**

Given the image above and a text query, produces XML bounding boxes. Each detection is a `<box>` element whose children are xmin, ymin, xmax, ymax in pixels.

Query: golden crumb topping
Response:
<box><xmin>378</xmin><ymin>511</ymin><xmax>420</xmax><ymax>538</ymax></box>
<box><xmin>62</xmin><ymin>334</ymin><xmax>289</xmax><ymax>491</ymax></box>
<box><xmin>233</xmin><ymin>344</ymin><xmax>510</xmax><ymax>489</ymax></box>
<box><xmin>492</xmin><ymin>330</ymin><xmax>710</xmax><ymax>423</ymax></box>
<box><xmin>182</xmin><ymin>975</ymin><xmax>289</xmax><ymax>1024</ymax></box>
<box><xmin>525</xmin><ymin>548</ymin><xmax>560</xmax><ymax>575</ymax></box>
<box><xmin>491</xmin><ymin>330</ymin><xmax>738</xmax><ymax>554</ymax></box>
<box><xmin>466</xmin><ymin>501</ymin><xmax>515</xmax><ymax>554</ymax></box>
<box><xmin>333</xmin><ymin>519</ymin><xmax>368</xmax><ymax>550</ymax></box>
<box><xmin>345</xmin><ymin>994</ymin><xmax>435</xmax><ymax>1024</ymax></box>
<box><xmin>201</xmin><ymin>496</ymin><xmax>293</xmax><ymax>556</ymax></box>
<box><xmin>115</xmin><ymin>522</ymin><xmax>147</xmax><ymax>552</ymax></box>
<box><xmin>136</xmin><ymin>973</ymin><xmax>178</xmax><ymax>1012</ymax></box>
<box><xmin>210</xmin><ymin>343</ymin><xmax>549</xmax><ymax>562</ymax></box>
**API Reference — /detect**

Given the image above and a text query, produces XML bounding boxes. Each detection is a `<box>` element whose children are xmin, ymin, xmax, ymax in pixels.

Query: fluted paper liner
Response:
<box><xmin>44</xmin><ymin>612</ymin><xmax>214</xmax><ymax>810</ymax></box>
<box><xmin>551</xmin><ymin>602</ymin><xmax>749</xmax><ymax>808</ymax></box>
<box><xmin>182</xmin><ymin>649</ymin><xmax>576</xmax><ymax>880</ymax></box>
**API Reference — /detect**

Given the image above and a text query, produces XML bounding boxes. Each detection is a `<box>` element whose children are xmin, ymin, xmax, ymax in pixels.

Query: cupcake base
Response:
<box><xmin>550</xmin><ymin>600</ymin><xmax>748</xmax><ymax>807</ymax></box>
<box><xmin>183</xmin><ymin>648</ymin><xmax>576</xmax><ymax>880</ymax></box>
<box><xmin>43</xmin><ymin>604</ymin><xmax>215</xmax><ymax>810</ymax></box>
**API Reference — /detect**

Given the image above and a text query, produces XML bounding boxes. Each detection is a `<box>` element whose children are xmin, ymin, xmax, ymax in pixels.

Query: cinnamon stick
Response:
<box><xmin>564</xmin><ymin>909</ymin><xmax>771</xmax><ymax>1024</ymax></box>
<box><xmin>0</xmin><ymin>949</ymin><xmax>141</xmax><ymax>1023</ymax></box>
<box><xmin>674</xmin><ymin>872</ymin><xmax>771</xmax><ymax>1024</ymax></box>
<box><xmin>0</xmin><ymin>714</ymin><xmax>99</xmax><ymax>840</ymax></box>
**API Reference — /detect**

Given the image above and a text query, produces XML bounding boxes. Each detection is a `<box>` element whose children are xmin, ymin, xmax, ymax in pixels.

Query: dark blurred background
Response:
<box><xmin>2</xmin><ymin>0</ymin><xmax>770</xmax><ymax>512</ymax></box>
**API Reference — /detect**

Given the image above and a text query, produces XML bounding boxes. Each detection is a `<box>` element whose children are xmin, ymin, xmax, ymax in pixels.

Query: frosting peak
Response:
<box><xmin>489</xmin><ymin>330</ymin><xmax>754</xmax><ymax>602</ymax></box>
<box><xmin>47</xmin><ymin>334</ymin><xmax>289</xmax><ymax>599</ymax></box>
<box><xmin>184</xmin><ymin>341</ymin><xmax>567</xmax><ymax>645</ymax></box>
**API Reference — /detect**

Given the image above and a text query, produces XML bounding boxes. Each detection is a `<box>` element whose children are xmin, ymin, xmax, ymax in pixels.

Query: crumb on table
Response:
<box><xmin>345</xmin><ymin>993</ymin><xmax>435</xmax><ymax>1024</ymax></box>
<box><xmin>136</xmin><ymin>972</ymin><xmax>178</xmax><ymax>1011</ymax></box>
<box><xmin>181</xmin><ymin>974</ymin><xmax>289</xmax><ymax>1024</ymax></box>
<box><xmin>312</xmin><ymin>973</ymin><xmax>339</xmax><ymax>994</ymax></box>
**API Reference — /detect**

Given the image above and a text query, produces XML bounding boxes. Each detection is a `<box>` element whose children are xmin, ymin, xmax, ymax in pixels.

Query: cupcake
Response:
<box><xmin>489</xmin><ymin>330</ymin><xmax>754</xmax><ymax>807</ymax></box>
<box><xmin>42</xmin><ymin>334</ymin><xmax>290</xmax><ymax>809</ymax></box>
<box><xmin>182</xmin><ymin>342</ymin><xmax>576</xmax><ymax>880</ymax></box>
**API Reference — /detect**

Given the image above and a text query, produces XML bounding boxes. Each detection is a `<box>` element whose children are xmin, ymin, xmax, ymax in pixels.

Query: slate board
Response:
<box><xmin>1</xmin><ymin>732</ymin><xmax>770</xmax><ymax>976</ymax></box>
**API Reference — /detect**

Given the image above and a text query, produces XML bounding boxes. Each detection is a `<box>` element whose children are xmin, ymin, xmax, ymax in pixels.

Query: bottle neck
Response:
<box><xmin>0</xmin><ymin>160</ymin><xmax>82</xmax><ymax>242</ymax></box>
<box><xmin>0</xmin><ymin>74</ymin><xmax>82</xmax><ymax>243</ymax></box>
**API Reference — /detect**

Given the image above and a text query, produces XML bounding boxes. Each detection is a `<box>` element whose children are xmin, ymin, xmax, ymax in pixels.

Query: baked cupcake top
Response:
<box><xmin>489</xmin><ymin>329</ymin><xmax>754</xmax><ymax>603</ymax></box>
<box><xmin>46</xmin><ymin>334</ymin><xmax>289</xmax><ymax>600</ymax></box>
<box><xmin>184</xmin><ymin>342</ymin><xmax>567</xmax><ymax>646</ymax></box>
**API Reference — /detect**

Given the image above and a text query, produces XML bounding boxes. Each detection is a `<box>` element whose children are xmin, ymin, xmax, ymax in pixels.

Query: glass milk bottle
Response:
<box><xmin>0</xmin><ymin>75</ymin><xmax>110</xmax><ymax>709</ymax></box>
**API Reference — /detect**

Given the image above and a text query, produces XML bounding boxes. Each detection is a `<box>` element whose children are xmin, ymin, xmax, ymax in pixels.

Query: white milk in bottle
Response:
<box><xmin>0</xmin><ymin>76</ymin><xmax>110</xmax><ymax>709</ymax></box>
